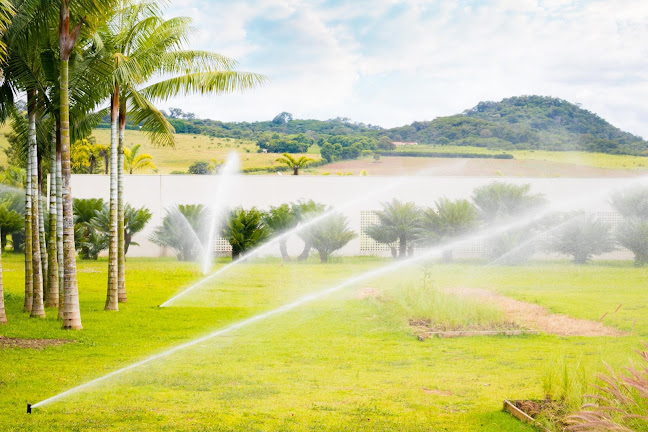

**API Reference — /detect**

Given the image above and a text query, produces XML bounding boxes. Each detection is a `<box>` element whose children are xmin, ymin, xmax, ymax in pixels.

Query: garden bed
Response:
<box><xmin>503</xmin><ymin>399</ymin><xmax>568</xmax><ymax>431</ymax></box>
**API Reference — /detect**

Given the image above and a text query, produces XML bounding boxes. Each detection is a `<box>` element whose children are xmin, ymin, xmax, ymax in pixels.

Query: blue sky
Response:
<box><xmin>165</xmin><ymin>0</ymin><xmax>648</xmax><ymax>137</ymax></box>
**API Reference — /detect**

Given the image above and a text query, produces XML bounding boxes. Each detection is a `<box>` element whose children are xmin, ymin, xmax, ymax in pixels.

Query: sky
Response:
<box><xmin>165</xmin><ymin>0</ymin><xmax>648</xmax><ymax>138</ymax></box>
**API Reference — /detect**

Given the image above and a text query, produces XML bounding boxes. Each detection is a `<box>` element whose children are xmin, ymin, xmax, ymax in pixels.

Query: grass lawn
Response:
<box><xmin>383</xmin><ymin>144</ymin><xmax>648</xmax><ymax>171</ymax></box>
<box><xmin>1</xmin><ymin>253</ymin><xmax>646</xmax><ymax>431</ymax></box>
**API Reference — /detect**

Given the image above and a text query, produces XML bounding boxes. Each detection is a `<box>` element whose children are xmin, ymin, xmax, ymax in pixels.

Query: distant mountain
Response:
<box><xmin>98</xmin><ymin>96</ymin><xmax>648</xmax><ymax>155</ymax></box>
<box><xmin>386</xmin><ymin>96</ymin><xmax>647</xmax><ymax>154</ymax></box>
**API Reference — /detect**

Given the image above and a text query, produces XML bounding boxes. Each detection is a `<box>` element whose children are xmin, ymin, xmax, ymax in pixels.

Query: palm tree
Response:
<box><xmin>98</xmin><ymin>2</ymin><xmax>266</xmax><ymax>304</ymax></box>
<box><xmin>222</xmin><ymin>207</ymin><xmax>270</xmax><ymax>259</ymax></box>
<box><xmin>276</xmin><ymin>153</ymin><xmax>313</xmax><ymax>175</ymax></box>
<box><xmin>90</xmin><ymin>203</ymin><xmax>151</xmax><ymax>254</ymax></box>
<box><xmin>59</xmin><ymin>0</ymin><xmax>116</xmax><ymax>328</ymax></box>
<box><xmin>300</xmin><ymin>213</ymin><xmax>355</xmax><ymax>263</ymax></box>
<box><xmin>291</xmin><ymin>199</ymin><xmax>326</xmax><ymax>260</ymax></box>
<box><xmin>124</xmin><ymin>144</ymin><xmax>155</xmax><ymax>174</ymax></box>
<box><xmin>0</xmin><ymin>227</ymin><xmax>6</xmax><ymax>324</ymax></box>
<box><xmin>366</xmin><ymin>199</ymin><xmax>422</xmax><ymax>259</ymax></box>
<box><xmin>150</xmin><ymin>204</ymin><xmax>208</xmax><ymax>262</ymax></box>
<box><xmin>420</xmin><ymin>198</ymin><xmax>478</xmax><ymax>262</ymax></box>
<box><xmin>263</xmin><ymin>203</ymin><xmax>297</xmax><ymax>261</ymax></box>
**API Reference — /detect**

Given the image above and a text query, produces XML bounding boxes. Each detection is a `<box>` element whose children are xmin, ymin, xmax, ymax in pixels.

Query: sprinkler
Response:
<box><xmin>27</xmin><ymin>403</ymin><xmax>31</xmax><ymax>414</ymax></box>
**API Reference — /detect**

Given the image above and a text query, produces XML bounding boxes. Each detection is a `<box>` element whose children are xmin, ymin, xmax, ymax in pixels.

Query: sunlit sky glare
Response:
<box><xmin>165</xmin><ymin>0</ymin><xmax>648</xmax><ymax>138</ymax></box>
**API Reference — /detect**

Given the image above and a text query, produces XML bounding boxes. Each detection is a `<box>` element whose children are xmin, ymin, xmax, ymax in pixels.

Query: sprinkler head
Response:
<box><xmin>27</xmin><ymin>403</ymin><xmax>31</xmax><ymax>414</ymax></box>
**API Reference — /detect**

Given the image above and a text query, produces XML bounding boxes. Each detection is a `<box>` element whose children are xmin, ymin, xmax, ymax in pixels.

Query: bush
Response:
<box><xmin>188</xmin><ymin>161</ymin><xmax>212</xmax><ymax>175</ymax></box>
<box><xmin>150</xmin><ymin>204</ymin><xmax>208</xmax><ymax>261</ymax></box>
<box><xmin>221</xmin><ymin>207</ymin><xmax>270</xmax><ymax>259</ymax></box>
<box><xmin>616</xmin><ymin>218</ymin><xmax>648</xmax><ymax>267</ymax></box>
<box><xmin>73</xmin><ymin>198</ymin><xmax>107</xmax><ymax>259</ymax></box>
<box><xmin>300</xmin><ymin>213</ymin><xmax>356</xmax><ymax>263</ymax></box>
<box><xmin>548</xmin><ymin>214</ymin><xmax>614</xmax><ymax>264</ymax></box>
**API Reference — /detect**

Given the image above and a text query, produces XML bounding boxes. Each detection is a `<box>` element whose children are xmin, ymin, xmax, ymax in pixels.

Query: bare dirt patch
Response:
<box><xmin>356</xmin><ymin>287</ymin><xmax>379</xmax><ymax>299</ymax></box>
<box><xmin>315</xmin><ymin>157</ymin><xmax>642</xmax><ymax>177</ymax></box>
<box><xmin>0</xmin><ymin>336</ymin><xmax>73</xmax><ymax>350</ymax></box>
<box><xmin>447</xmin><ymin>288</ymin><xmax>625</xmax><ymax>337</ymax></box>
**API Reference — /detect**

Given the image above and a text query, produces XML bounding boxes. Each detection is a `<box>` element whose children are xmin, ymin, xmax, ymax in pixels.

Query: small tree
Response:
<box><xmin>421</xmin><ymin>198</ymin><xmax>478</xmax><ymax>262</ymax></box>
<box><xmin>292</xmin><ymin>199</ymin><xmax>327</xmax><ymax>260</ymax></box>
<box><xmin>301</xmin><ymin>213</ymin><xmax>356</xmax><ymax>263</ymax></box>
<box><xmin>366</xmin><ymin>199</ymin><xmax>422</xmax><ymax>259</ymax></box>
<box><xmin>472</xmin><ymin>182</ymin><xmax>546</xmax><ymax>222</ymax></box>
<box><xmin>124</xmin><ymin>145</ymin><xmax>156</xmax><ymax>174</ymax></box>
<box><xmin>616</xmin><ymin>219</ymin><xmax>648</xmax><ymax>267</ymax></box>
<box><xmin>611</xmin><ymin>186</ymin><xmax>648</xmax><ymax>219</ymax></box>
<box><xmin>473</xmin><ymin>182</ymin><xmax>546</xmax><ymax>263</ymax></box>
<box><xmin>276</xmin><ymin>153</ymin><xmax>313</xmax><ymax>175</ymax></box>
<box><xmin>90</xmin><ymin>204</ymin><xmax>152</xmax><ymax>255</ymax></box>
<box><xmin>549</xmin><ymin>215</ymin><xmax>614</xmax><ymax>264</ymax></box>
<box><xmin>263</xmin><ymin>203</ymin><xmax>297</xmax><ymax>261</ymax></box>
<box><xmin>73</xmin><ymin>199</ymin><xmax>108</xmax><ymax>260</ymax></box>
<box><xmin>222</xmin><ymin>207</ymin><xmax>270</xmax><ymax>259</ymax></box>
<box><xmin>611</xmin><ymin>186</ymin><xmax>648</xmax><ymax>266</ymax></box>
<box><xmin>150</xmin><ymin>204</ymin><xmax>208</xmax><ymax>261</ymax></box>
<box><xmin>188</xmin><ymin>161</ymin><xmax>212</xmax><ymax>175</ymax></box>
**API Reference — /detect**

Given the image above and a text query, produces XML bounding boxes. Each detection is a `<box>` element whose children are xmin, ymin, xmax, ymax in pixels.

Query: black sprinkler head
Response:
<box><xmin>27</xmin><ymin>403</ymin><xmax>32</xmax><ymax>414</ymax></box>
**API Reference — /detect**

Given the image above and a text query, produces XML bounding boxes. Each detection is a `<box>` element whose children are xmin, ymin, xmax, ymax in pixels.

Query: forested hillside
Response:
<box><xmin>98</xmin><ymin>96</ymin><xmax>648</xmax><ymax>157</ymax></box>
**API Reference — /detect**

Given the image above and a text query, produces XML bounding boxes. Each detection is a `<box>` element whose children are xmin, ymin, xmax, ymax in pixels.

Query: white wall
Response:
<box><xmin>70</xmin><ymin>174</ymin><xmax>640</xmax><ymax>258</ymax></box>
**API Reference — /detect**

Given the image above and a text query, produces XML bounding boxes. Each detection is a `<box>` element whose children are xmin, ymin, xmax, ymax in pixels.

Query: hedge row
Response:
<box><xmin>376</xmin><ymin>151</ymin><xmax>514</xmax><ymax>159</ymax></box>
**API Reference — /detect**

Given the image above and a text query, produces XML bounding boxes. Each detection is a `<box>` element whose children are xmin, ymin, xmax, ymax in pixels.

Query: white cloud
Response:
<box><xmin>164</xmin><ymin>0</ymin><xmax>648</xmax><ymax>138</ymax></box>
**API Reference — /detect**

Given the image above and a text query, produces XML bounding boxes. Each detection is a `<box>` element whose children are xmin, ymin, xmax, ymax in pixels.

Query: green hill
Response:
<box><xmin>387</xmin><ymin>96</ymin><xmax>647</xmax><ymax>154</ymax></box>
<box><xmin>98</xmin><ymin>96</ymin><xmax>648</xmax><ymax>156</ymax></box>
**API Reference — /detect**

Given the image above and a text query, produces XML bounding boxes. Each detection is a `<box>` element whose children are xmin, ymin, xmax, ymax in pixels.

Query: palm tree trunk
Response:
<box><xmin>56</xmin><ymin>126</ymin><xmax>64</xmax><ymax>319</ymax></box>
<box><xmin>105</xmin><ymin>88</ymin><xmax>119</xmax><ymax>311</ymax></box>
<box><xmin>0</xmin><ymin>228</ymin><xmax>6</xmax><ymax>324</ymax></box>
<box><xmin>298</xmin><ymin>239</ymin><xmax>312</xmax><ymax>261</ymax></box>
<box><xmin>46</xmin><ymin>132</ymin><xmax>59</xmax><ymax>308</ymax></box>
<box><xmin>38</xmin><ymin>155</ymin><xmax>48</xmax><ymax>298</ymax></box>
<box><xmin>117</xmin><ymin>106</ymin><xmax>126</xmax><ymax>303</ymax></box>
<box><xmin>398</xmin><ymin>235</ymin><xmax>407</xmax><ymax>259</ymax></box>
<box><xmin>23</xmin><ymin>122</ymin><xmax>33</xmax><ymax>313</ymax></box>
<box><xmin>28</xmin><ymin>90</ymin><xmax>45</xmax><ymax>318</ymax></box>
<box><xmin>279</xmin><ymin>239</ymin><xmax>290</xmax><ymax>261</ymax></box>
<box><xmin>60</xmin><ymin>56</ymin><xmax>82</xmax><ymax>329</ymax></box>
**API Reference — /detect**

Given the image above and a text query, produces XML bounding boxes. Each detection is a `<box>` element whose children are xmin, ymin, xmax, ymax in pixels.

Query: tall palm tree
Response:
<box><xmin>58</xmin><ymin>0</ymin><xmax>116</xmax><ymax>329</ymax></box>
<box><xmin>0</xmin><ymin>227</ymin><xmax>6</xmax><ymax>324</ymax></box>
<box><xmin>123</xmin><ymin>144</ymin><xmax>155</xmax><ymax>174</ymax></box>
<box><xmin>100</xmin><ymin>1</ymin><xmax>266</xmax><ymax>303</ymax></box>
<box><xmin>276</xmin><ymin>153</ymin><xmax>313</xmax><ymax>175</ymax></box>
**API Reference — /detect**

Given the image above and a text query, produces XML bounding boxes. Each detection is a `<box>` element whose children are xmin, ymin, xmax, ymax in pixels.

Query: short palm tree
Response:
<box><xmin>124</xmin><ymin>144</ymin><xmax>155</xmax><ymax>174</ymax></box>
<box><xmin>366</xmin><ymin>199</ymin><xmax>422</xmax><ymax>259</ymax></box>
<box><xmin>263</xmin><ymin>203</ymin><xmax>297</xmax><ymax>261</ymax></box>
<box><xmin>222</xmin><ymin>207</ymin><xmax>270</xmax><ymax>259</ymax></box>
<box><xmin>291</xmin><ymin>199</ymin><xmax>326</xmax><ymax>260</ymax></box>
<box><xmin>276</xmin><ymin>153</ymin><xmax>313</xmax><ymax>175</ymax></box>
<box><xmin>150</xmin><ymin>204</ymin><xmax>207</xmax><ymax>262</ymax></box>
<box><xmin>300</xmin><ymin>213</ymin><xmax>355</xmax><ymax>263</ymax></box>
<box><xmin>421</xmin><ymin>198</ymin><xmax>478</xmax><ymax>262</ymax></box>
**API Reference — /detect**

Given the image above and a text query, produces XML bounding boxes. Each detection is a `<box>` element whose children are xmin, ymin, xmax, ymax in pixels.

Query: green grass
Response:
<box><xmin>392</xmin><ymin>144</ymin><xmax>648</xmax><ymax>171</ymax></box>
<box><xmin>1</xmin><ymin>254</ymin><xmax>646</xmax><ymax>431</ymax></box>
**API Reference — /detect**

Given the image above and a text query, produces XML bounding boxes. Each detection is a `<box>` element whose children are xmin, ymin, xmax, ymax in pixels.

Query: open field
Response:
<box><xmin>1</xmin><ymin>253</ymin><xmax>646</xmax><ymax>431</ymax></box>
<box><xmin>90</xmin><ymin>128</ymin><xmax>320</xmax><ymax>174</ymax></box>
<box><xmin>313</xmin><ymin>156</ymin><xmax>646</xmax><ymax>177</ymax></box>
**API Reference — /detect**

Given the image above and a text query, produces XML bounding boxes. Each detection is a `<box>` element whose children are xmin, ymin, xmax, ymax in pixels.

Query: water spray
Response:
<box><xmin>28</xmin><ymin>176</ymin><xmax>648</xmax><ymax>412</ymax></box>
<box><xmin>160</xmin><ymin>161</ymin><xmax>468</xmax><ymax>307</ymax></box>
<box><xmin>29</xmin><ymin>177</ymin><xmax>626</xmax><ymax>412</ymax></box>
